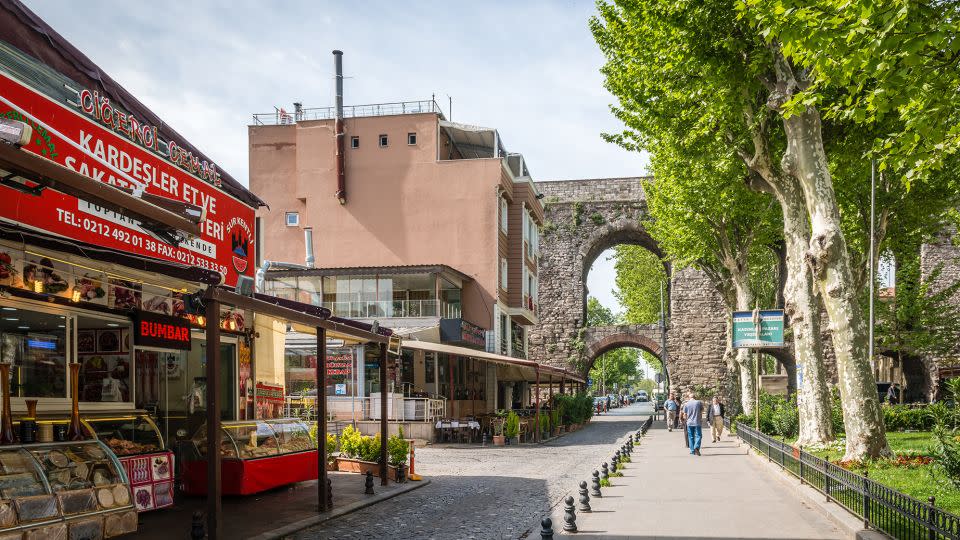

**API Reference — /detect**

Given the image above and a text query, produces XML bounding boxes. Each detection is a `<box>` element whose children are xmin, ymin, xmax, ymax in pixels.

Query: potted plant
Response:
<box><xmin>492</xmin><ymin>417</ymin><xmax>506</xmax><ymax>446</ymax></box>
<box><xmin>540</xmin><ymin>413</ymin><xmax>551</xmax><ymax>439</ymax></box>
<box><xmin>551</xmin><ymin>409</ymin><xmax>562</xmax><ymax>437</ymax></box>
<box><xmin>388</xmin><ymin>427</ymin><xmax>410</xmax><ymax>483</ymax></box>
<box><xmin>504</xmin><ymin>411</ymin><xmax>520</xmax><ymax>445</ymax></box>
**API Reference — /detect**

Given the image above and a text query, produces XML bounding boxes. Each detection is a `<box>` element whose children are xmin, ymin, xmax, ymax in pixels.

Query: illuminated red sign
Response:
<box><xmin>133</xmin><ymin>311</ymin><xmax>191</xmax><ymax>350</ymax></box>
<box><xmin>0</xmin><ymin>70</ymin><xmax>255</xmax><ymax>286</ymax></box>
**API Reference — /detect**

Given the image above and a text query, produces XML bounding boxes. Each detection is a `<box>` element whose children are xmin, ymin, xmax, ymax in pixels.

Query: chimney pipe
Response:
<box><xmin>304</xmin><ymin>227</ymin><xmax>315</xmax><ymax>268</ymax></box>
<box><xmin>333</xmin><ymin>50</ymin><xmax>346</xmax><ymax>205</ymax></box>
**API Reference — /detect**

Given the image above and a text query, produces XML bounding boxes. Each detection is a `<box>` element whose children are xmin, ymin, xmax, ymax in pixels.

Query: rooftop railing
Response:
<box><xmin>252</xmin><ymin>100</ymin><xmax>444</xmax><ymax>126</ymax></box>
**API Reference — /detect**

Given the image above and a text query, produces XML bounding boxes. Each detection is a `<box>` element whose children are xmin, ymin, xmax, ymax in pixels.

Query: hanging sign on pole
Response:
<box><xmin>732</xmin><ymin>310</ymin><xmax>785</xmax><ymax>348</ymax></box>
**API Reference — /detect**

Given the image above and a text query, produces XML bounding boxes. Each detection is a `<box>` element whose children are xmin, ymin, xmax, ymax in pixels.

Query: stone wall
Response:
<box><xmin>531</xmin><ymin>178</ymin><xmax>730</xmax><ymax>398</ymax></box>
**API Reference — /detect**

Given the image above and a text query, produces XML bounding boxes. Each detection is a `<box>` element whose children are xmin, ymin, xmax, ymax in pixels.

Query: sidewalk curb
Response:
<box><xmin>744</xmin><ymin>444</ymin><xmax>891</xmax><ymax>540</ymax></box>
<box><xmin>248</xmin><ymin>478</ymin><xmax>432</xmax><ymax>540</ymax></box>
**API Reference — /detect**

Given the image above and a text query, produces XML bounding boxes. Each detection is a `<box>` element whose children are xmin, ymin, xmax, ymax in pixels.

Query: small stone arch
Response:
<box><xmin>585</xmin><ymin>332</ymin><xmax>662</xmax><ymax>365</ymax></box>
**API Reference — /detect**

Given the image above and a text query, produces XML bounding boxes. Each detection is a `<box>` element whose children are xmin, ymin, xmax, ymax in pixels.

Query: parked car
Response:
<box><xmin>636</xmin><ymin>391</ymin><xmax>649</xmax><ymax>402</ymax></box>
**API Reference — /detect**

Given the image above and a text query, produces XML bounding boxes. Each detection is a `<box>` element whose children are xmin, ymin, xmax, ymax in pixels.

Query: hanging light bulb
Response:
<box><xmin>196</xmin><ymin>315</ymin><xmax>206</xmax><ymax>327</ymax></box>
<box><xmin>228</xmin><ymin>319</ymin><xmax>237</xmax><ymax>331</ymax></box>
<box><xmin>71</xmin><ymin>288</ymin><xmax>82</xmax><ymax>303</ymax></box>
<box><xmin>33</xmin><ymin>280</ymin><xmax>43</xmax><ymax>294</ymax></box>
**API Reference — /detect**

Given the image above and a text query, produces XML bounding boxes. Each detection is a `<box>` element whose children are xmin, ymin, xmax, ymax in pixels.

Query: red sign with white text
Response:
<box><xmin>0</xmin><ymin>71</ymin><xmax>255</xmax><ymax>286</ymax></box>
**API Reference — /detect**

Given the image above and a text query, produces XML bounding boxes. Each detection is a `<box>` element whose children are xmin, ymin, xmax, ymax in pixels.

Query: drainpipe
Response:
<box><xmin>333</xmin><ymin>50</ymin><xmax>346</xmax><ymax>205</ymax></box>
<box><xmin>304</xmin><ymin>227</ymin><xmax>315</xmax><ymax>268</ymax></box>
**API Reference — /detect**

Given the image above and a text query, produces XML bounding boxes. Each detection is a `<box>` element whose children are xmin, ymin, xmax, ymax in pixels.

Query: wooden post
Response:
<box><xmin>534</xmin><ymin>368</ymin><xmax>541</xmax><ymax>443</ymax></box>
<box><xmin>317</xmin><ymin>327</ymin><xmax>327</xmax><ymax>511</ymax></box>
<box><xmin>560</xmin><ymin>378</ymin><xmax>565</xmax><ymax>395</ymax></box>
<box><xmin>204</xmin><ymin>297</ymin><xmax>222</xmax><ymax>540</ymax></box>
<box><xmin>379</xmin><ymin>343</ymin><xmax>388</xmax><ymax>486</ymax></box>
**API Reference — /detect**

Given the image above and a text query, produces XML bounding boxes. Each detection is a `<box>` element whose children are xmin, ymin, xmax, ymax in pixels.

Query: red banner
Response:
<box><xmin>0</xmin><ymin>71</ymin><xmax>255</xmax><ymax>286</ymax></box>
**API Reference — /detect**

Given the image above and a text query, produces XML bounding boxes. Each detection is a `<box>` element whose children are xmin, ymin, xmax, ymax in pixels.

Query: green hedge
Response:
<box><xmin>555</xmin><ymin>393</ymin><xmax>595</xmax><ymax>425</ymax></box>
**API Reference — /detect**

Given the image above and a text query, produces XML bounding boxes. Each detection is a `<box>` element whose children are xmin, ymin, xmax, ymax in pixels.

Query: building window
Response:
<box><xmin>500</xmin><ymin>258</ymin><xmax>508</xmax><ymax>291</ymax></box>
<box><xmin>285</xmin><ymin>212</ymin><xmax>299</xmax><ymax>227</ymax></box>
<box><xmin>351</xmin><ymin>136</ymin><xmax>359</xmax><ymax>149</ymax></box>
<box><xmin>500</xmin><ymin>198</ymin><xmax>509</xmax><ymax>233</ymax></box>
<box><xmin>379</xmin><ymin>134</ymin><xmax>388</xmax><ymax>147</ymax></box>
<box><xmin>407</xmin><ymin>132</ymin><xmax>417</xmax><ymax>145</ymax></box>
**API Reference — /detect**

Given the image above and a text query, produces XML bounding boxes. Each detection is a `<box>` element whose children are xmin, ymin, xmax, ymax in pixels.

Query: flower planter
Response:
<box><xmin>334</xmin><ymin>457</ymin><xmax>403</xmax><ymax>481</ymax></box>
<box><xmin>492</xmin><ymin>435</ymin><xmax>505</xmax><ymax>446</ymax></box>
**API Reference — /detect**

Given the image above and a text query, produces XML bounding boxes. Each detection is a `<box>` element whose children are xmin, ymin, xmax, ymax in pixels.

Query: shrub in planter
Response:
<box><xmin>505</xmin><ymin>411</ymin><xmax>520</xmax><ymax>441</ymax></box>
<box><xmin>388</xmin><ymin>427</ymin><xmax>409</xmax><ymax>466</ymax></box>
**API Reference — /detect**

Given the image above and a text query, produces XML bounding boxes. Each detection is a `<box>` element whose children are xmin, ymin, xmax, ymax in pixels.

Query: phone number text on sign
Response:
<box><xmin>54</xmin><ymin>201</ymin><xmax>228</xmax><ymax>276</ymax></box>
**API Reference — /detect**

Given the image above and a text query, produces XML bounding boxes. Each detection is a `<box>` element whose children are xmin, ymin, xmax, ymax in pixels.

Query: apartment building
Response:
<box><xmin>249</xmin><ymin>100</ymin><xmax>542</xmax><ymax>357</ymax></box>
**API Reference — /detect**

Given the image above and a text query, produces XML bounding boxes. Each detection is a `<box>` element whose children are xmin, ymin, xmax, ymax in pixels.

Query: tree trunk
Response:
<box><xmin>778</xmin><ymin>176</ymin><xmax>834</xmax><ymax>447</ymax></box>
<box><xmin>781</xmin><ymin>107</ymin><xmax>889</xmax><ymax>460</ymax></box>
<box><xmin>731</xmin><ymin>269</ymin><xmax>757</xmax><ymax>415</ymax></box>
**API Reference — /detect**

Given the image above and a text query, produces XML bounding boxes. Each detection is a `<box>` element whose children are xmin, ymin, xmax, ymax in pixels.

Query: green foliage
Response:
<box><xmin>599</xmin><ymin>478</ymin><xmax>611</xmax><ymax>487</ymax></box>
<box><xmin>572</xmin><ymin>202</ymin><xmax>584</xmax><ymax>227</ymax></box>
<box><xmin>932</xmin><ymin>413</ymin><xmax>960</xmax><ymax>488</ymax></box>
<box><xmin>613</xmin><ymin>246</ymin><xmax>667</xmax><ymax>326</ymax></box>
<box><xmin>387</xmin><ymin>427</ymin><xmax>409</xmax><ymax>466</ymax></box>
<box><xmin>338</xmin><ymin>425</ymin><xmax>383</xmax><ymax>463</ymax></box>
<box><xmin>882</xmin><ymin>405</ymin><xmax>939</xmax><ymax>432</ymax></box>
<box><xmin>550</xmin><ymin>408</ymin><xmax>561</xmax><ymax>431</ymax></box>
<box><xmin>590</xmin><ymin>212</ymin><xmax>605</xmax><ymax>225</ymax></box>
<box><xmin>309</xmin><ymin>425</ymin><xmax>338</xmax><ymax>462</ymax></box>
<box><xmin>505</xmin><ymin>411</ymin><xmax>520</xmax><ymax>439</ymax></box>
<box><xmin>555</xmin><ymin>393</ymin><xmax>595</xmax><ymax>425</ymax></box>
<box><xmin>770</xmin><ymin>395</ymin><xmax>799</xmax><ymax>438</ymax></box>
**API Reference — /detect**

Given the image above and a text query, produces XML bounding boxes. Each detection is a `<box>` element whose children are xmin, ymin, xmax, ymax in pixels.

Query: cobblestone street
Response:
<box><xmin>292</xmin><ymin>403</ymin><xmax>652</xmax><ymax>540</ymax></box>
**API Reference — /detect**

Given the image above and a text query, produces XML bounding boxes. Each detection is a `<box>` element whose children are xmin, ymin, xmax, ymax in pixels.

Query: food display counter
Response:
<box><xmin>82</xmin><ymin>415</ymin><xmax>173</xmax><ymax>513</ymax></box>
<box><xmin>0</xmin><ymin>440</ymin><xmax>137</xmax><ymax>539</ymax></box>
<box><xmin>182</xmin><ymin>418</ymin><xmax>316</xmax><ymax>496</ymax></box>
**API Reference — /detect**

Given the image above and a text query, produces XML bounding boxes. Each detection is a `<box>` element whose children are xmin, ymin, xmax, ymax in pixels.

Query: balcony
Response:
<box><xmin>322</xmin><ymin>299</ymin><xmax>461</xmax><ymax>320</ymax></box>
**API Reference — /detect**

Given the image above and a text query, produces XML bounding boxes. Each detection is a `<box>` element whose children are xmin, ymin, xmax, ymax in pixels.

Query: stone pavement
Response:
<box><xmin>293</xmin><ymin>403</ymin><xmax>654</xmax><ymax>539</ymax></box>
<box><xmin>552</xmin><ymin>418</ymin><xmax>847</xmax><ymax>539</ymax></box>
<box><xmin>133</xmin><ymin>471</ymin><xmax>427</xmax><ymax>539</ymax></box>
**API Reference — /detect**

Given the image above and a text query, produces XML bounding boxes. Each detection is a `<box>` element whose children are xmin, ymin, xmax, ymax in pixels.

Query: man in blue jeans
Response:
<box><xmin>681</xmin><ymin>392</ymin><xmax>703</xmax><ymax>455</ymax></box>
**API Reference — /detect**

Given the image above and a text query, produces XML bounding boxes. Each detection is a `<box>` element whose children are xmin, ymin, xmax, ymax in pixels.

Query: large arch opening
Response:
<box><xmin>584</xmin><ymin>335</ymin><xmax>666</xmax><ymax>396</ymax></box>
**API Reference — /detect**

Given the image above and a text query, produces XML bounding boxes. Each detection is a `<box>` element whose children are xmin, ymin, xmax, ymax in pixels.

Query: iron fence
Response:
<box><xmin>736</xmin><ymin>423</ymin><xmax>960</xmax><ymax>539</ymax></box>
<box><xmin>252</xmin><ymin>100</ymin><xmax>444</xmax><ymax>125</ymax></box>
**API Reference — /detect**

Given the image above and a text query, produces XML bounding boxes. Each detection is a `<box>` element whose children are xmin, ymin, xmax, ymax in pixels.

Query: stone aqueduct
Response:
<box><xmin>528</xmin><ymin>177</ymin><xmax>730</xmax><ymax>395</ymax></box>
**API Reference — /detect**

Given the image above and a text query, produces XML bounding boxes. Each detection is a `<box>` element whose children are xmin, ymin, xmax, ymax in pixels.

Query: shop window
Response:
<box><xmin>407</xmin><ymin>132</ymin><xmax>417</xmax><ymax>145</ymax></box>
<box><xmin>0</xmin><ymin>307</ymin><xmax>67</xmax><ymax>398</ymax></box>
<box><xmin>351</xmin><ymin>136</ymin><xmax>359</xmax><ymax>149</ymax></box>
<box><xmin>285</xmin><ymin>212</ymin><xmax>299</xmax><ymax>227</ymax></box>
<box><xmin>379</xmin><ymin>134</ymin><xmax>388</xmax><ymax>147</ymax></box>
<box><xmin>77</xmin><ymin>314</ymin><xmax>132</xmax><ymax>402</ymax></box>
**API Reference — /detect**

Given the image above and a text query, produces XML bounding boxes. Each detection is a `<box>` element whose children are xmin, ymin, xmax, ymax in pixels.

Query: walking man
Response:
<box><xmin>682</xmin><ymin>392</ymin><xmax>703</xmax><ymax>456</ymax></box>
<box><xmin>664</xmin><ymin>392</ymin><xmax>679</xmax><ymax>432</ymax></box>
<box><xmin>706</xmin><ymin>396</ymin><xmax>725</xmax><ymax>442</ymax></box>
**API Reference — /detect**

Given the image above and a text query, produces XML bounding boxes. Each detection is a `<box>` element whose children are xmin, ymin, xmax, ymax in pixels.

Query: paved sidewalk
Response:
<box><xmin>558</xmin><ymin>419</ymin><xmax>846</xmax><ymax>539</ymax></box>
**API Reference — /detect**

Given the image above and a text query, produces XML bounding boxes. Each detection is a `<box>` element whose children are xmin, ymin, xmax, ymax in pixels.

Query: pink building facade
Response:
<box><xmin>249</xmin><ymin>101</ymin><xmax>541</xmax><ymax>358</ymax></box>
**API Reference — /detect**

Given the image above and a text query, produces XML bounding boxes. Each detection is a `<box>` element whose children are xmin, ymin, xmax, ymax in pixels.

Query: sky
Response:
<box><xmin>23</xmin><ymin>0</ymin><xmax>648</xmax><ymax>312</ymax></box>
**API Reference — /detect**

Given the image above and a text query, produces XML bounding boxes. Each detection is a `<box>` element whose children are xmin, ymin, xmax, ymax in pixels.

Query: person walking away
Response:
<box><xmin>672</xmin><ymin>395</ymin><xmax>682</xmax><ymax>430</ymax></box>
<box><xmin>664</xmin><ymin>392</ymin><xmax>679</xmax><ymax>432</ymax></box>
<box><xmin>682</xmin><ymin>392</ymin><xmax>704</xmax><ymax>455</ymax></box>
<box><xmin>886</xmin><ymin>384</ymin><xmax>896</xmax><ymax>403</ymax></box>
<box><xmin>706</xmin><ymin>396</ymin><xmax>725</xmax><ymax>442</ymax></box>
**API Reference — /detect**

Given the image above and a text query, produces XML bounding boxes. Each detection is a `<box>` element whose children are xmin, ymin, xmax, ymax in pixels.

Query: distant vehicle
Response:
<box><xmin>607</xmin><ymin>394</ymin><xmax>620</xmax><ymax>408</ymax></box>
<box><xmin>636</xmin><ymin>391</ymin><xmax>649</xmax><ymax>402</ymax></box>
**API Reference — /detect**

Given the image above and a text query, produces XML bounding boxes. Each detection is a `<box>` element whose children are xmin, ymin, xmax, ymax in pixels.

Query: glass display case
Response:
<box><xmin>82</xmin><ymin>415</ymin><xmax>164</xmax><ymax>457</ymax></box>
<box><xmin>0</xmin><ymin>440</ymin><xmax>137</xmax><ymax>538</ymax></box>
<box><xmin>81</xmin><ymin>414</ymin><xmax>174</xmax><ymax>513</ymax></box>
<box><xmin>183</xmin><ymin>418</ymin><xmax>317</xmax><ymax>496</ymax></box>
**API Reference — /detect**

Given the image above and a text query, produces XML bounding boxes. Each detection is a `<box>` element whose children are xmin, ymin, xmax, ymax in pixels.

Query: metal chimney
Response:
<box><xmin>333</xmin><ymin>50</ymin><xmax>346</xmax><ymax>205</ymax></box>
<box><xmin>304</xmin><ymin>227</ymin><xmax>315</xmax><ymax>268</ymax></box>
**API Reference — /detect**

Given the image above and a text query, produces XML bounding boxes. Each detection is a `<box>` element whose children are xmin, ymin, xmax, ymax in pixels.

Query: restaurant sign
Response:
<box><xmin>133</xmin><ymin>310</ymin><xmax>191</xmax><ymax>350</ymax></box>
<box><xmin>0</xmin><ymin>67</ymin><xmax>255</xmax><ymax>286</ymax></box>
<box><xmin>439</xmin><ymin>318</ymin><xmax>487</xmax><ymax>350</ymax></box>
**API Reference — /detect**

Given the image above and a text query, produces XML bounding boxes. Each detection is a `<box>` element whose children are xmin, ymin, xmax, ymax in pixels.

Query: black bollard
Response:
<box><xmin>601</xmin><ymin>462</ymin><xmax>609</xmax><ymax>481</ymax></box>
<box><xmin>610</xmin><ymin>456</ymin><xmax>617</xmax><ymax>473</ymax></box>
<box><xmin>563</xmin><ymin>495</ymin><xmax>577</xmax><ymax>532</ymax></box>
<box><xmin>540</xmin><ymin>517</ymin><xmax>554</xmax><ymax>539</ymax></box>
<box><xmin>364</xmin><ymin>471</ymin><xmax>374</xmax><ymax>494</ymax></box>
<box><xmin>190</xmin><ymin>511</ymin><xmax>205</xmax><ymax>540</ymax></box>
<box><xmin>326</xmin><ymin>477</ymin><xmax>333</xmax><ymax>510</ymax></box>
<box><xmin>578</xmin><ymin>481</ymin><xmax>592</xmax><ymax>512</ymax></box>
<box><xmin>482</xmin><ymin>433</ymin><xmax>488</xmax><ymax>447</ymax></box>
<box><xmin>591</xmin><ymin>470</ymin><xmax>602</xmax><ymax>497</ymax></box>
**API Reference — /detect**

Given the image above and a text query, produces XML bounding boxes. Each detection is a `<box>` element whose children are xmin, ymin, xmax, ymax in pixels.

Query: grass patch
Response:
<box><xmin>610</xmin><ymin>471</ymin><xmax>624</xmax><ymax>477</ymax></box>
<box><xmin>599</xmin><ymin>478</ymin><xmax>611</xmax><ymax>487</ymax></box>
<box><xmin>789</xmin><ymin>432</ymin><xmax>960</xmax><ymax>516</ymax></box>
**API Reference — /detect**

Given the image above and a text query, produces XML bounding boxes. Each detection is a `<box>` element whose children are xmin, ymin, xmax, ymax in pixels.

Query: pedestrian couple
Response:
<box><xmin>678</xmin><ymin>392</ymin><xmax>725</xmax><ymax>456</ymax></box>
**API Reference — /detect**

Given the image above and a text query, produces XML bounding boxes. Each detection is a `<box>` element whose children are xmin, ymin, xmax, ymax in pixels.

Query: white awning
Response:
<box><xmin>401</xmin><ymin>340</ymin><xmax>584</xmax><ymax>383</ymax></box>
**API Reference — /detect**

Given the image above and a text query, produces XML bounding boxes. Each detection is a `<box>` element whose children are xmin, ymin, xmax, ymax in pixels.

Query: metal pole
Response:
<box><xmin>317</xmin><ymin>327</ymin><xmax>327</xmax><ymax>511</ymax></box>
<box><xmin>379</xmin><ymin>343</ymin><xmax>388</xmax><ymax>486</ymax></box>
<box><xmin>660</xmin><ymin>280</ymin><xmax>668</xmax><ymax>393</ymax></box>
<box><xmin>204</xmin><ymin>297</ymin><xmax>222</xmax><ymax>539</ymax></box>
<box><xmin>535</xmin><ymin>368</ymin><xmax>541</xmax><ymax>443</ymax></box>
<box><xmin>868</xmin><ymin>159</ymin><xmax>876</xmax><ymax>367</ymax></box>
<box><xmin>755</xmin><ymin>349</ymin><xmax>760</xmax><ymax>431</ymax></box>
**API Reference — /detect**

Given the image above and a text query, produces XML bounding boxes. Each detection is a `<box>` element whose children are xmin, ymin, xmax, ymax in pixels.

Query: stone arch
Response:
<box><xmin>529</xmin><ymin>178</ymin><xmax>729</xmax><ymax>397</ymax></box>
<box><xmin>586</xmin><ymin>332</ymin><xmax>662</xmax><ymax>363</ymax></box>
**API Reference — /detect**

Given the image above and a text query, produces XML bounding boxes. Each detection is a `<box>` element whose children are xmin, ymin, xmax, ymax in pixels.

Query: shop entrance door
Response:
<box><xmin>135</xmin><ymin>341</ymin><xmax>237</xmax><ymax>448</ymax></box>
